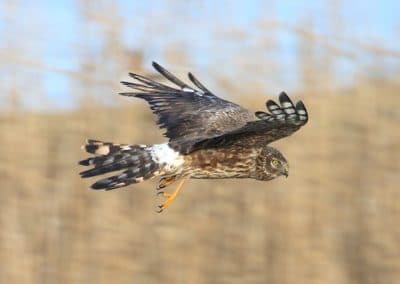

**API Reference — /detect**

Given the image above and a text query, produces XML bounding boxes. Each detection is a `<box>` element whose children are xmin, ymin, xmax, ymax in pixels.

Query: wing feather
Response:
<box><xmin>188</xmin><ymin>72</ymin><xmax>213</xmax><ymax>94</ymax></box>
<box><xmin>120</xmin><ymin>62</ymin><xmax>254</xmax><ymax>149</ymax></box>
<box><xmin>184</xmin><ymin>92</ymin><xmax>308</xmax><ymax>153</ymax></box>
<box><xmin>120</xmin><ymin>63</ymin><xmax>308</xmax><ymax>154</ymax></box>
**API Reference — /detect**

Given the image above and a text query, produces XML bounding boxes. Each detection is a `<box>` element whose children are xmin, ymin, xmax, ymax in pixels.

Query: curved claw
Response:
<box><xmin>156</xmin><ymin>204</ymin><xmax>164</xmax><ymax>213</ymax></box>
<box><xmin>157</xmin><ymin>176</ymin><xmax>178</xmax><ymax>190</ymax></box>
<box><xmin>154</xmin><ymin>177</ymin><xmax>188</xmax><ymax>213</ymax></box>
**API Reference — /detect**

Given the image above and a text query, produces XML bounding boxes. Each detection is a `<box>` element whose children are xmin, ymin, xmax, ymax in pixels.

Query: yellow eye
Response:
<box><xmin>271</xmin><ymin>159</ymin><xmax>280</xmax><ymax>168</ymax></box>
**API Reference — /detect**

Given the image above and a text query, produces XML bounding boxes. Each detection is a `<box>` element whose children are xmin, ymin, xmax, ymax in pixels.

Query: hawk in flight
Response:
<box><xmin>79</xmin><ymin>62</ymin><xmax>308</xmax><ymax>212</ymax></box>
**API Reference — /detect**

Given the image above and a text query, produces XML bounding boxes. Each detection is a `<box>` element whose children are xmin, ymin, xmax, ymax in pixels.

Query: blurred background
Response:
<box><xmin>1</xmin><ymin>1</ymin><xmax>400</xmax><ymax>283</ymax></box>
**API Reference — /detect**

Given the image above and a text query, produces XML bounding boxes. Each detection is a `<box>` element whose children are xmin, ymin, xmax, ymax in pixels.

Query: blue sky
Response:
<box><xmin>1</xmin><ymin>0</ymin><xmax>399</xmax><ymax>109</ymax></box>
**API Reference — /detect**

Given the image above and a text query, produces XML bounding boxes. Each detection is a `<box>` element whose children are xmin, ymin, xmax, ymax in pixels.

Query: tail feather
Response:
<box><xmin>82</xmin><ymin>139</ymin><xmax>134</xmax><ymax>155</ymax></box>
<box><xmin>90</xmin><ymin>166</ymin><xmax>157</xmax><ymax>190</ymax></box>
<box><xmin>80</xmin><ymin>151</ymin><xmax>142</xmax><ymax>178</ymax></box>
<box><xmin>79</xmin><ymin>139</ymin><xmax>160</xmax><ymax>190</ymax></box>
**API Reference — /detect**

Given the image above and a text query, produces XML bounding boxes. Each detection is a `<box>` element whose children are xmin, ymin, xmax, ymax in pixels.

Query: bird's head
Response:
<box><xmin>255</xmin><ymin>146</ymin><xmax>289</xmax><ymax>180</ymax></box>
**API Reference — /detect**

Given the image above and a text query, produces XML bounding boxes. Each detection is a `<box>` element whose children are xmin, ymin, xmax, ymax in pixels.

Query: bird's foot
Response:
<box><xmin>157</xmin><ymin>176</ymin><xmax>177</xmax><ymax>190</ymax></box>
<box><xmin>156</xmin><ymin>178</ymin><xmax>188</xmax><ymax>213</ymax></box>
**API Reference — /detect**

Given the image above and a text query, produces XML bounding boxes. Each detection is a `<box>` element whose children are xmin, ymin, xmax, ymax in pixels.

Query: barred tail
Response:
<box><xmin>79</xmin><ymin>139</ymin><xmax>160</xmax><ymax>190</ymax></box>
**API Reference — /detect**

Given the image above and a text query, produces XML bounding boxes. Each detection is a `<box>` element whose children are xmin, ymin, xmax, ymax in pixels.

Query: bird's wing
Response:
<box><xmin>185</xmin><ymin>92</ymin><xmax>308</xmax><ymax>153</ymax></box>
<box><xmin>120</xmin><ymin>62</ymin><xmax>254</xmax><ymax>151</ymax></box>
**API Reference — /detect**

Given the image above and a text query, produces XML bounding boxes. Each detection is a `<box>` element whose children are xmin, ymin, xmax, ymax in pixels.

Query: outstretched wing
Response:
<box><xmin>185</xmin><ymin>92</ymin><xmax>308</xmax><ymax>153</ymax></box>
<box><xmin>120</xmin><ymin>62</ymin><xmax>254</xmax><ymax>149</ymax></box>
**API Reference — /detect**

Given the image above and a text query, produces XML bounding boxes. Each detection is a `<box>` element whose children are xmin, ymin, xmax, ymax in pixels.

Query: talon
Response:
<box><xmin>154</xmin><ymin>177</ymin><xmax>188</xmax><ymax>212</ymax></box>
<box><xmin>156</xmin><ymin>191</ymin><xmax>171</xmax><ymax>198</ymax></box>
<box><xmin>157</xmin><ymin>204</ymin><xmax>165</xmax><ymax>213</ymax></box>
<box><xmin>157</xmin><ymin>176</ymin><xmax>177</xmax><ymax>190</ymax></box>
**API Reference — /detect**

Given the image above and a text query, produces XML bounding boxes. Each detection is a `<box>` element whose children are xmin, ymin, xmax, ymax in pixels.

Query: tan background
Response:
<box><xmin>1</xmin><ymin>2</ymin><xmax>399</xmax><ymax>283</ymax></box>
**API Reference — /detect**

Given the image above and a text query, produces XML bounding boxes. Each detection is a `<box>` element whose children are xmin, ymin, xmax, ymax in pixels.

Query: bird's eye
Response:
<box><xmin>271</xmin><ymin>159</ymin><xmax>280</xmax><ymax>168</ymax></box>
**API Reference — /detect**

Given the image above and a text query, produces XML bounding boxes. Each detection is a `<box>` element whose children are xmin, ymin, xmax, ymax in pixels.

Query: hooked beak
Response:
<box><xmin>280</xmin><ymin>165</ymin><xmax>289</xmax><ymax>178</ymax></box>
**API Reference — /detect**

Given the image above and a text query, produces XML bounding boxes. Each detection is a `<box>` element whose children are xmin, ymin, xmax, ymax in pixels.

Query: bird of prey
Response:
<box><xmin>79</xmin><ymin>62</ymin><xmax>308</xmax><ymax>212</ymax></box>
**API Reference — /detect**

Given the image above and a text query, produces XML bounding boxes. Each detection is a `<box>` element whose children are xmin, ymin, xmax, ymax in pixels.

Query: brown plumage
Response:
<box><xmin>79</xmin><ymin>62</ymin><xmax>308</xmax><ymax>211</ymax></box>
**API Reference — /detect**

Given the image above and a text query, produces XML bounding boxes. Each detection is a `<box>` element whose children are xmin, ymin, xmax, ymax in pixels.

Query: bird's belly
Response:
<box><xmin>190</xmin><ymin>169</ymin><xmax>249</xmax><ymax>179</ymax></box>
<box><xmin>185</xmin><ymin>148</ymin><xmax>257</xmax><ymax>179</ymax></box>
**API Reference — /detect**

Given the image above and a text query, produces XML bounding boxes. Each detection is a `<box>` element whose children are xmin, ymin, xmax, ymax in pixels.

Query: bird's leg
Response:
<box><xmin>157</xmin><ymin>175</ymin><xmax>177</xmax><ymax>190</ymax></box>
<box><xmin>156</xmin><ymin>177</ymin><xmax>188</xmax><ymax>213</ymax></box>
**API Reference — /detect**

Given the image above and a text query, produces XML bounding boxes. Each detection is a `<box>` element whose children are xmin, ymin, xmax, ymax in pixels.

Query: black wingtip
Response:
<box><xmin>118</xmin><ymin>92</ymin><xmax>136</xmax><ymax>97</ymax></box>
<box><xmin>295</xmin><ymin>101</ymin><xmax>307</xmax><ymax>112</ymax></box>
<box><xmin>295</xmin><ymin>101</ymin><xmax>309</xmax><ymax>123</ymax></box>
<box><xmin>188</xmin><ymin>72</ymin><xmax>195</xmax><ymax>80</ymax></box>
<box><xmin>127</xmin><ymin>72</ymin><xmax>140</xmax><ymax>80</ymax></box>
<box><xmin>152</xmin><ymin>61</ymin><xmax>163</xmax><ymax>72</ymax></box>
<box><xmin>121</xmin><ymin>80</ymin><xmax>144</xmax><ymax>89</ymax></box>
<box><xmin>152</xmin><ymin>62</ymin><xmax>165</xmax><ymax>76</ymax></box>
<box><xmin>151</xmin><ymin>61</ymin><xmax>189</xmax><ymax>89</ymax></box>
<box><xmin>266</xmin><ymin>99</ymin><xmax>278</xmax><ymax>109</ymax></box>
<box><xmin>278</xmin><ymin>91</ymin><xmax>295</xmax><ymax>106</ymax></box>
<box><xmin>278</xmin><ymin>91</ymin><xmax>290</xmax><ymax>101</ymax></box>
<box><xmin>188</xmin><ymin>72</ymin><xmax>212</xmax><ymax>94</ymax></box>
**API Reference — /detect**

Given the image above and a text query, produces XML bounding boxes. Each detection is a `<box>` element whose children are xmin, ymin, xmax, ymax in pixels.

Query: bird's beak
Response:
<box><xmin>280</xmin><ymin>165</ymin><xmax>289</xmax><ymax>178</ymax></box>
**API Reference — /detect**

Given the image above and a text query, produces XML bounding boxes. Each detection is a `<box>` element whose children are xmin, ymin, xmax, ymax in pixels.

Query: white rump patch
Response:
<box><xmin>150</xmin><ymin>143</ymin><xmax>184</xmax><ymax>172</ymax></box>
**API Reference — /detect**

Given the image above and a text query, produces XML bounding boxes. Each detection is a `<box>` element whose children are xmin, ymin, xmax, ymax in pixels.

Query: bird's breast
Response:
<box><xmin>184</xmin><ymin>146</ymin><xmax>259</xmax><ymax>179</ymax></box>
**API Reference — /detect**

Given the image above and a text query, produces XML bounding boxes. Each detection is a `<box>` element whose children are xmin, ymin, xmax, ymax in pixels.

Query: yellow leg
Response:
<box><xmin>157</xmin><ymin>177</ymin><xmax>188</xmax><ymax>213</ymax></box>
<box><xmin>157</xmin><ymin>175</ymin><xmax>177</xmax><ymax>189</ymax></box>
